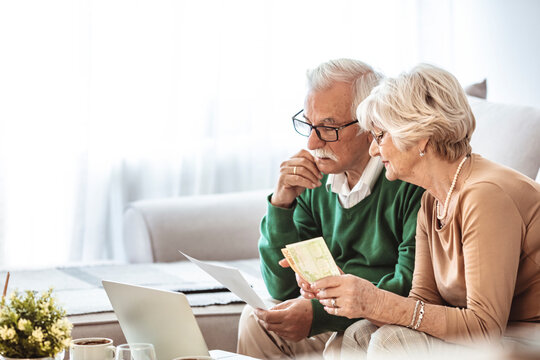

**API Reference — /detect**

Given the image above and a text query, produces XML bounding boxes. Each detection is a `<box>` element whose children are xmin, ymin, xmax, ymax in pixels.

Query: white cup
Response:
<box><xmin>171</xmin><ymin>357</ymin><xmax>213</xmax><ymax>360</ymax></box>
<box><xmin>70</xmin><ymin>337</ymin><xmax>116</xmax><ymax>360</ymax></box>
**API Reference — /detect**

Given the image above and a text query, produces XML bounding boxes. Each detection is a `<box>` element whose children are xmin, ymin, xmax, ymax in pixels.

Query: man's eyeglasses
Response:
<box><xmin>292</xmin><ymin>109</ymin><xmax>358</xmax><ymax>142</ymax></box>
<box><xmin>370</xmin><ymin>130</ymin><xmax>385</xmax><ymax>145</ymax></box>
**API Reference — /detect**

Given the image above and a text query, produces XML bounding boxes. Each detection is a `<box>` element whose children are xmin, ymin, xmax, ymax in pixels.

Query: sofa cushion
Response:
<box><xmin>124</xmin><ymin>189</ymin><xmax>269</xmax><ymax>263</ymax></box>
<box><xmin>469</xmin><ymin>97</ymin><xmax>540</xmax><ymax>179</ymax></box>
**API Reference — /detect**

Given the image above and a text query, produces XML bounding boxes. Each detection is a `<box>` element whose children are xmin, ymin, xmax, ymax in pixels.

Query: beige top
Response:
<box><xmin>410</xmin><ymin>154</ymin><xmax>540</xmax><ymax>343</ymax></box>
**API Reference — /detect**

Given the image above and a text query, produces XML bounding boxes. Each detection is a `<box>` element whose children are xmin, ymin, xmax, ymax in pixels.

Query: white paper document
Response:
<box><xmin>179</xmin><ymin>251</ymin><xmax>269</xmax><ymax>310</ymax></box>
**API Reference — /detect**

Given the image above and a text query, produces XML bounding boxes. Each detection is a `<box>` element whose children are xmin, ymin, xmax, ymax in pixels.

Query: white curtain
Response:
<box><xmin>0</xmin><ymin>0</ymin><xmax>452</xmax><ymax>268</ymax></box>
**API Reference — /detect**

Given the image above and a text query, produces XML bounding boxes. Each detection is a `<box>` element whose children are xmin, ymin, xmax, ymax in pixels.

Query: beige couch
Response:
<box><xmin>71</xmin><ymin>96</ymin><xmax>540</xmax><ymax>353</ymax></box>
<box><xmin>123</xmin><ymin>190</ymin><xmax>268</xmax><ymax>264</ymax></box>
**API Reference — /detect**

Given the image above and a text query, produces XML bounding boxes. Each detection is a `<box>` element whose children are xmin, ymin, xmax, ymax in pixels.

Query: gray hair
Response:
<box><xmin>358</xmin><ymin>63</ymin><xmax>475</xmax><ymax>161</ymax></box>
<box><xmin>306</xmin><ymin>59</ymin><xmax>384</xmax><ymax>119</ymax></box>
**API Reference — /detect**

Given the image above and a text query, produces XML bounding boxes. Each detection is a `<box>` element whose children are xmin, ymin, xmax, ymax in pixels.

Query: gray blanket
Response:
<box><xmin>0</xmin><ymin>259</ymin><xmax>267</xmax><ymax>315</ymax></box>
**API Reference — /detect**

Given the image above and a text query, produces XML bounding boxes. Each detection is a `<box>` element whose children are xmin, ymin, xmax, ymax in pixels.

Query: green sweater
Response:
<box><xmin>259</xmin><ymin>171</ymin><xmax>424</xmax><ymax>336</ymax></box>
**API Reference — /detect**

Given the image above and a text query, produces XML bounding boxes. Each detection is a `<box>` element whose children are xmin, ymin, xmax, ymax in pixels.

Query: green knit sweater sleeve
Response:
<box><xmin>259</xmin><ymin>193</ymin><xmax>321</xmax><ymax>300</ymax></box>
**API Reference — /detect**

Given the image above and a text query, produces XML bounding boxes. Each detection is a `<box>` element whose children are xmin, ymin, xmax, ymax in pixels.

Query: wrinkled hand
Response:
<box><xmin>254</xmin><ymin>298</ymin><xmax>313</xmax><ymax>342</ymax></box>
<box><xmin>312</xmin><ymin>274</ymin><xmax>378</xmax><ymax>319</ymax></box>
<box><xmin>297</xmin><ymin>273</ymin><xmax>316</xmax><ymax>299</ymax></box>
<box><xmin>271</xmin><ymin>149</ymin><xmax>323</xmax><ymax>208</ymax></box>
<box><xmin>279</xmin><ymin>258</ymin><xmax>315</xmax><ymax>299</ymax></box>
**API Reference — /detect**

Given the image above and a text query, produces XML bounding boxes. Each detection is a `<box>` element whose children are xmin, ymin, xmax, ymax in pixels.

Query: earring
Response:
<box><xmin>419</xmin><ymin>150</ymin><xmax>425</xmax><ymax>157</ymax></box>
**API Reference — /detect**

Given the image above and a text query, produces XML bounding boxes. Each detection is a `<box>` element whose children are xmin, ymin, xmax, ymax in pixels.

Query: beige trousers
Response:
<box><xmin>236</xmin><ymin>305</ymin><xmax>342</xmax><ymax>359</ymax></box>
<box><xmin>341</xmin><ymin>319</ymin><xmax>492</xmax><ymax>360</ymax></box>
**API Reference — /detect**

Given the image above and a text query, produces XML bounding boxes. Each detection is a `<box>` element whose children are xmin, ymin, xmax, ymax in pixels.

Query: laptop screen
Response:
<box><xmin>102</xmin><ymin>280</ymin><xmax>210</xmax><ymax>360</ymax></box>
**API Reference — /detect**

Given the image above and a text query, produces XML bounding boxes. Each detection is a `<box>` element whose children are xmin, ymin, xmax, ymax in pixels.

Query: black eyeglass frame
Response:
<box><xmin>292</xmin><ymin>109</ymin><xmax>359</xmax><ymax>142</ymax></box>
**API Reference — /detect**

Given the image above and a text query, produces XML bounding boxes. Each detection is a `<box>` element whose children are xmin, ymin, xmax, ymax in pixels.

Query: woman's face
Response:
<box><xmin>368</xmin><ymin>129</ymin><xmax>420</xmax><ymax>182</ymax></box>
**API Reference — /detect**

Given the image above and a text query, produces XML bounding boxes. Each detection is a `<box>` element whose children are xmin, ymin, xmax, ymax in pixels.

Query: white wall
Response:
<box><xmin>450</xmin><ymin>0</ymin><xmax>540</xmax><ymax>108</ymax></box>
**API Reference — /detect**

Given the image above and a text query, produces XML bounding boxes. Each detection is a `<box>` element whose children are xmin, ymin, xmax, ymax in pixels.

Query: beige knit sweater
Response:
<box><xmin>410</xmin><ymin>154</ymin><xmax>540</xmax><ymax>343</ymax></box>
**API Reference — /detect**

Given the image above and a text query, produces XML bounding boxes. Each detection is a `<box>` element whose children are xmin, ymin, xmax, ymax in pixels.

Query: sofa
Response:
<box><xmin>67</xmin><ymin>95</ymin><xmax>540</xmax><ymax>355</ymax></box>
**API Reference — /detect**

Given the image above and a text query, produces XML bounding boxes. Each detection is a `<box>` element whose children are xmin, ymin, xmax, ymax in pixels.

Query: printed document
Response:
<box><xmin>179</xmin><ymin>251</ymin><xmax>269</xmax><ymax>310</ymax></box>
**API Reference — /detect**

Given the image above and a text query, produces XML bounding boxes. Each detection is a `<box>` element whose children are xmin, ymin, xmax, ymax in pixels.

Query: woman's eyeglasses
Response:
<box><xmin>370</xmin><ymin>130</ymin><xmax>385</xmax><ymax>145</ymax></box>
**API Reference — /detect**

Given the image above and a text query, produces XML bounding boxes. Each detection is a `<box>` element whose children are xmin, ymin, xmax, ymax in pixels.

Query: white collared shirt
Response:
<box><xmin>326</xmin><ymin>157</ymin><xmax>384</xmax><ymax>209</ymax></box>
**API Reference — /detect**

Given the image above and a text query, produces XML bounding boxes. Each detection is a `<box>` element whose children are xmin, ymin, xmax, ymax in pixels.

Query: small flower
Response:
<box><xmin>0</xmin><ymin>326</ymin><xmax>16</xmax><ymax>342</ymax></box>
<box><xmin>17</xmin><ymin>318</ymin><xmax>31</xmax><ymax>331</ymax></box>
<box><xmin>0</xmin><ymin>325</ymin><xmax>16</xmax><ymax>341</ymax></box>
<box><xmin>42</xmin><ymin>340</ymin><xmax>51</xmax><ymax>351</ymax></box>
<box><xmin>54</xmin><ymin>318</ymin><xmax>68</xmax><ymax>331</ymax></box>
<box><xmin>31</xmin><ymin>327</ymin><xmax>44</xmax><ymax>343</ymax></box>
<box><xmin>59</xmin><ymin>317</ymin><xmax>73</xmax><ymax>331</ymax></box>
<box><xmin>50</xmin><ymin>320</ymin><xmax>65</xmax><ymax>338</ymax></box>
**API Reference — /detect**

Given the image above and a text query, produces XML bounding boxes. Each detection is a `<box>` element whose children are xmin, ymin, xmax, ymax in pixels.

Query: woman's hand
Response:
<box><xmin>279</xmin><ymin>258</ymin><xmax>316</xmax><ymax>299</ymax></box>
<box><xmin>311</xmin><ymin>274</ymin><xmax>379</xmax><ymax>319</ymax></box>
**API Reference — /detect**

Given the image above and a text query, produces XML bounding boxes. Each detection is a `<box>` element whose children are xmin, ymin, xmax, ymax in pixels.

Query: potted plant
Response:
<box><xmin>0</xmin><ymin>288</ymin><xmax>72</xmax><ymax>360</ymax></box>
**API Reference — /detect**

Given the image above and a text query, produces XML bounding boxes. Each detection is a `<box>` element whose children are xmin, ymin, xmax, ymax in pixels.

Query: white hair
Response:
<box><xmin>358</xmin><ymin>63</ymin><xmax>475</xmax><ymax>161</ymax></box>
<box><xmin>307</xmin><ymin>59</ymin><xmax>384</xmax><ymax>120</ymax></box>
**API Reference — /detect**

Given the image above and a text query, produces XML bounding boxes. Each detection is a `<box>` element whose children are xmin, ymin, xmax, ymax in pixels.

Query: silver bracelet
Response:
<box><xmin>408</xmin><ymin>300</ymin><xmax>420</xmax><ymax>329</ymax></box>
<box><xmin>413</xmin><ymin>301</ymin><xmax>425</xmax><ymax>330</ymax></box>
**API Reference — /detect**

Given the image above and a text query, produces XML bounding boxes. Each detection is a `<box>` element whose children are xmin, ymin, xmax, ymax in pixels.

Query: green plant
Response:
<box><xmin>0</xmin><ymin>288</ymin><xmax>72</xmax><ymax>358</ymax></box>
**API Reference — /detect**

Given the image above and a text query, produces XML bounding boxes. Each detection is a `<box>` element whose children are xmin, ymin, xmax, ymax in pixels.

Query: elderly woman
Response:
<box><xmin>309</xmin><ymin>64</ymin><xmax>540</xmax><ymax>357</ymax></box>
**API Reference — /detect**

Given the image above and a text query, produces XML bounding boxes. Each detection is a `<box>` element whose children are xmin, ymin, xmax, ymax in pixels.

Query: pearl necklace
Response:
<box><xmin>436</xmin><ymin>156</ymin><xmax>469</xmax><ymax>221</ymax></box>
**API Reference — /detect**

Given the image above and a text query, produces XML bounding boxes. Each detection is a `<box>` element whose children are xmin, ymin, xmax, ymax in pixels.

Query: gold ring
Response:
<box><xmin>293</xmin><ymin>166</ymin><xmax>297</xmax><ymax>175</ymax></box>
<box><xmin>331</xmin><ymin>298</ymin><xmax>336</xmax><ymax>308</ymax></box>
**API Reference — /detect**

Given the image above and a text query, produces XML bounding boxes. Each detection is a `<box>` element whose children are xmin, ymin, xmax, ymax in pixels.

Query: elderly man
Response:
<box><xmin>237</xmin><ymin>59</ymin><xmax>424</xmax><ymax>359</ymax></box>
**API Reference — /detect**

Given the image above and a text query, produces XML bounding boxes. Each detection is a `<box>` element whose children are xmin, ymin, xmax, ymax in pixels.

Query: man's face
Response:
<box><xmin>303</xmin><ymin>82</ymin><xmax>371</xmax><ymax>175</ymax></box>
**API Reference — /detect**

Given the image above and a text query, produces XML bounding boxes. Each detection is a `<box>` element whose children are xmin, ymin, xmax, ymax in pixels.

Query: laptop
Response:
<box><xmin>102</xmin><ymin>280</ymin><xmax>256</xmax><ymax>360</ymax></box>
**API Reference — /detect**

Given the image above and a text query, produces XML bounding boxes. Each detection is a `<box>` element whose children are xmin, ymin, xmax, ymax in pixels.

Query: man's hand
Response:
<box><xmin>254</xmin><ymin>298</ymin><xmax>313</xmax><ymax>342</ymax></box>
<box><xmin>278</xmin><ymin>258</ymin><xmax>316</xmax><ymax>299</ymax></box>
<box><xmin>271</xmin><ymin>149</ymin><xmax>323</xmax><ymax>208</ymax></box>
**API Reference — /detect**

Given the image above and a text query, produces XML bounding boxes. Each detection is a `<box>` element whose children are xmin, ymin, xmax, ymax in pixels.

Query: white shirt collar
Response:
<box><xmin>325</xmin><ymin>157</ymin><xmax>384</xmax><ymax>208</ymax></box>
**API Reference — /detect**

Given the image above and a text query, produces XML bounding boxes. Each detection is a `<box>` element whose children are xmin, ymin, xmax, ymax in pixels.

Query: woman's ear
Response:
<box><xmin>418</xmin><ymin>138</ymin><xmax>429</xmax><ymax>154</ymax></box>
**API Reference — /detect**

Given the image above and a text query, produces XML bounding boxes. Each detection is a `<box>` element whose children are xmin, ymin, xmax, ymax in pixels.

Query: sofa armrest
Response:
<box><xmin>123</xmin><ymin>189</ymin><xmax>270</xmax><ymax>263</ymax></box>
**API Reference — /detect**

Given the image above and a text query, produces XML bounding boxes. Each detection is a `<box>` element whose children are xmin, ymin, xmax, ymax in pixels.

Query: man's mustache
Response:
<box><xmin>311</xmin><ymin>149</ymin><xmax>338</xmax><ymax>161</ymax></box>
